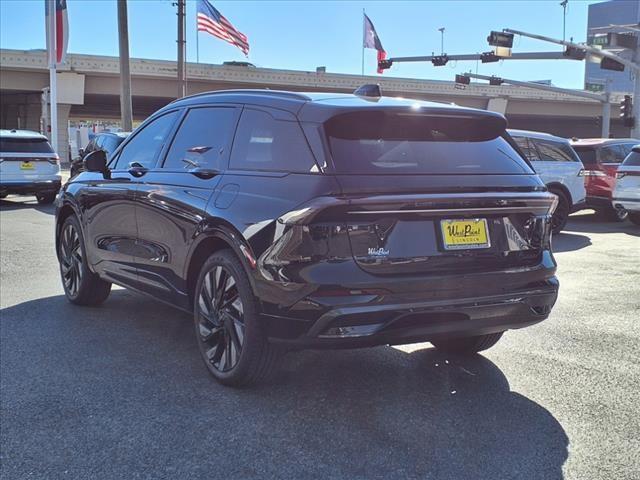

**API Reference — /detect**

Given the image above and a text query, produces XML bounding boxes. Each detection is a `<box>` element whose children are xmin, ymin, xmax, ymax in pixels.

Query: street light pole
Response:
<box><xmin>117</xmin><ymin>0</ymin><xmax>133</xmax><ymax>132</ymax></box>
<box><xmin>438</xmin><ymin>27</ymin><xmax>445</xmax><ymax>55</ymax></box>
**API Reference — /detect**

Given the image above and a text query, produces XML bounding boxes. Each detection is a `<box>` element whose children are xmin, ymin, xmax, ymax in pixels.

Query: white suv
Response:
<box><xmin>0</xmin><ymin>129</ymin><xmax>61</xmax><ymax>204</ymax></box>
<box><xmin>613</xmin><ymin>145</ymin><xmax>640</xmax><ymax>226</ymax></box>
<box><xmin>509</xmin><ymin>129</ymin><xmax>586</xmax><ymax>233</ymax></box>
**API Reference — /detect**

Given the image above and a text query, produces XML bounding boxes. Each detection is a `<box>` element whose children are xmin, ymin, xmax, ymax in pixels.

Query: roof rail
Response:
<box><xmin>169</xmin><ymin>89</ymin><xmax>312</xmax><ymax>105</ymax></box>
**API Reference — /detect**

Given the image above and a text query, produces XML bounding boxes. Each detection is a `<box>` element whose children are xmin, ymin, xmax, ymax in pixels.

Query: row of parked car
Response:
<box><xmin>1</xmin><ymin>127</ymin><xmax>639</xmax><ymax>229</ymax></box>
<box><xmin>509</xmin><ymin>130</ymin><xmax>640</xmax><ymax>228</ymax></box>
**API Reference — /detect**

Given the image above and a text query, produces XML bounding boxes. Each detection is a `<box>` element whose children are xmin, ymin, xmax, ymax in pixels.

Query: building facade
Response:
<box><xmin>585</xmin><ymin>0</ymin><xmax>639</xmax><ymax>94</ymax></box>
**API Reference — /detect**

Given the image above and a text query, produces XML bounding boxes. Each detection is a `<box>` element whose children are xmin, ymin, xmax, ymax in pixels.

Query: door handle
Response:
<box><xmin>128</xmin><ymin>164</ymin><xmax>148</xmax><ymax>177</ymax></box>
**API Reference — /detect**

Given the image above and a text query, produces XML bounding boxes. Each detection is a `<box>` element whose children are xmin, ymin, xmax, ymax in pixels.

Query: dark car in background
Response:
<box><xmin>55</xmin><ymin>88</ymin><xmax>559</xmax><ymax>386</ymax></box>
<box><xmin>570</xmin><ymin>138</ymin><xmax>638</xmax><ymax>221</ymax></box>
<box><xmin>70</xmin><ymin>131</ymin><xmax>129</xmax><ymax>177</ymax></box>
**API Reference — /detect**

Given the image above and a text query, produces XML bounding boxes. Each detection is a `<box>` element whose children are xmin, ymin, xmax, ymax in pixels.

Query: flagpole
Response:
<box><xmin>361</xmin><ymin>9</ymin><xmax>365</xmax><ymax>76</ymax></box>
<box><xmin>196</xmin><ymin>30</ymin><xmax>200</xmax><ymax>63</ymax></box>
<box><xmin>47</xmin><ymin>0</ymin><xmax>58</xmax><ymax>155</ymax></box>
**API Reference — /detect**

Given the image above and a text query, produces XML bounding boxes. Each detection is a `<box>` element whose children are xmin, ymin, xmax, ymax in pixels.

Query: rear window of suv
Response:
<box><xmin>324</xmin><ymin>111</ymin><xmax>533</xmax><ymax>175</ymax></box>
<box><xmin>0</xmin><ymin>137</ymin><xmax>54</xmax><ymax>153</ymax></box>
<box><xmin>622</xmin><ymin>151</ymin><xmax>640</xmax><ymax>166</ymax></box>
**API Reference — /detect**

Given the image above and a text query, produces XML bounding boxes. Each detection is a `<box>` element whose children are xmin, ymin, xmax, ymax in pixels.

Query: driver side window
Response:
<box><xmin>112</xmin><ymin>111</ymin><xmax>179</xmax><ymax>170</ymax></box>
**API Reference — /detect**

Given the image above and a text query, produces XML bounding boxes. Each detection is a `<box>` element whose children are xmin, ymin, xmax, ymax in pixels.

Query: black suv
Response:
<box><xmin>70</xmin><ymin>131</ymin><xmax>130</xmax><ymax>177</ymax></box>
<box><xmin>55</xmin><ymin>88</ymin><xmax>559</xmax><ymax>386</ymax></box>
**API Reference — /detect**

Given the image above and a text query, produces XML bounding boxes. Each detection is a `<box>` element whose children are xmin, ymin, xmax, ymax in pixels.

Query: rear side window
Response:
<box><xmin>573</xmin><ymin>147</ymin><xmax>597</xmax><ymax>167</ymax></box>
<box><xmin>532</xmin><ymin>139</ymin><xmax>578</xmax><ymax>162</ymax></box>
<box><xmin>512</xmin><ymin>136</ymin><xmax>540</xmax><ymax>162</ymax></box>
<box><xmin>600</xmin><ymin>145</ymin><xmax>626</xmax><ymax>164</ymax></box>
<box><xmin>325</xmin><ymin>111</ymin><xmax>532</xmax><ymax>175</ymax></box>
<box><xmin>622</xmin><ymin>151</ymin><xmax>640</xmax><ymax>166</ymax></box>
<box><xmin>164</xmin><ymin>107</ymin><xmax>237</xmax><ymax>170</ymax></box>
<box><xmin>230</xmin><ymin>109</ymin><xmax>317</xmax><ymax>173</ymax></box>
<box><xmin>0</xmin><ymin>137</ymin><xmax>53</xmax><ymax>153</ymax></box>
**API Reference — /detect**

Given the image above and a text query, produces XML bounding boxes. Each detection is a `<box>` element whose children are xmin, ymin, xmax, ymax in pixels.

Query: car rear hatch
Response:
<box><xmin>286</xmin><ymin>109</ymin><xmax>557</xmax><ymax>277</ymax></box>
<box><xmin>0</xmin><ymin>136</ymin><xmax>59</xmax><ymax>180</ymax></box>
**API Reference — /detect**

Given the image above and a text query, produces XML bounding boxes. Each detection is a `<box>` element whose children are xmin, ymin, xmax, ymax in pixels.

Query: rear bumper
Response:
<box><xmin>0</xmin><ymin>179</ymin><xmax>61</xmax><ymax>196</ymax></box>
<box><xmin>585</xmin><ymin>195</ymin><xmax>613</xmax><ymax>209</ymax></box>
<box><xmin>613</xmin><ymin>197</ymin><xmax>640</xmax><ymax>213</ymax></box>
<box><xmin>264</xmin><ymin>277</ymin><xmax>559</xmax><ymax>349</ymax></box>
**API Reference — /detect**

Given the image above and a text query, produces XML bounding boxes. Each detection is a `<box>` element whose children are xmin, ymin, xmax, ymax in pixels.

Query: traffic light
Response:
<box><xmin>620</xmin><ymin>95</ymin><xmax>635</xmax><ymax>128</ymax></box>
<box><xmin>377</xmin><ymin>59</ymin><xmax>393</xmax><ymax>71</ymax></box>
<box><xmin>480</xmin><ymin>51</ymin><xmax>501</xmax><ymax>63</ymax></box>
<box><xmin>487</xmin><ymin>31</ymin><xmax>514</xmax><ymax>48</ymax></box>
<box><xmin>431</xmin><ymin>55</ymin><xmax>449</xmax><ymax>67</ymax></box>
<box><xmin>601</xmin><ymin>57</ymin><xmax>625</xmax><ymax>72</ymax></box>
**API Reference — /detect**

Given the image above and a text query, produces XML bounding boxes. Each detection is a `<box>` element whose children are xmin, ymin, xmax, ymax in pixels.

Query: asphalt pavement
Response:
<box><xmin>1</xmin><ymin>195</ymin><xmax>639</xmax><ymax>480</ymax></box>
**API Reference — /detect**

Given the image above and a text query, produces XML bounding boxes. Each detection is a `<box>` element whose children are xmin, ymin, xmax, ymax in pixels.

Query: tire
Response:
<box><xmin>431</xmin><ymin>332</ymin><xmax>504</xmax><ymax>354</ymax></box>
<box><xmin>36</xmin><ymin>192</ymin><xmax>56</xmax><ymax>204</ymax></box>
<box><xmin>194</xmin><ymin>249</ymin><xmax>280</xmax><ymax>386</ymax></box>
<box><xmin>599</xmin><ymin>206</ymin><xmax>628</xmax><ymax>222</ymax></box>
<box><xmin>628</xmin><ymin>212</ymin><xmax>640</xmax><ymax>226</ymax></box>
<box><xmin>549</xmin><ymin>190</ymin><xmax>570</xmax><ymax>234</ymax></box>
<box><xmin>58</xmin><ymin>215</ymin><xmax>112</xmax><ymax>306</ymax></box>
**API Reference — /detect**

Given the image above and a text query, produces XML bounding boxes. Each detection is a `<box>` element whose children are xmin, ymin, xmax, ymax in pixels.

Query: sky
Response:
<box><xmin>0</xmin><ymin>0</ymin><xmax>607</xmax><ymax>89</ymax></box>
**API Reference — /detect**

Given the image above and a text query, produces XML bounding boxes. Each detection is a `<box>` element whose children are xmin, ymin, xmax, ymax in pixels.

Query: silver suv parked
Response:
<box><xmin>0</xmin><ymin>129</ymin><xmax>61</xmax><ymax>204</ymax></box>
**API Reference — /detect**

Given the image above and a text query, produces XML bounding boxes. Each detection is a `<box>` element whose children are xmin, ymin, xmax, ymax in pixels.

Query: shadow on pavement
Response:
<box><xmin>566</xmin><ymin>211</ymin><xmax>640</xmax><ymax>236</ymax></box>
<box><xmin>552</xmin><ymin>231</ymin><xmax>592</xmax><ymax>253</ymax></box>
<box><xmin>0</xmin><ymin>196</ymin><xmax>55</xmax><ymax>215</ymax></box>
<box><xmin>1</xmin><ymin>292</ymin><xmax>568</xmax><ymax>479</ymax></box>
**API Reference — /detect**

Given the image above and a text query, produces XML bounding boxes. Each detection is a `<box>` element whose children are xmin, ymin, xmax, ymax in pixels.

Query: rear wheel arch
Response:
<box><xmin>185</xmin><ymin>227</ymin><xmax>256</xmax><ymax>306</ymax></box>
<box><xmin>546</xmin><ymin>182</ymin><xmax>572</xmax><ymax>206</ymax></box>
<box><xmin>56</xmin><ymin>203</ymin><xmax>80</xmax><ymax>259</ymax></box>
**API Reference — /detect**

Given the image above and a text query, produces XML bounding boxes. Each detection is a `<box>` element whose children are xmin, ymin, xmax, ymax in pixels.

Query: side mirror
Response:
<box><xmin>84</xmin><ymin>149</ymin><xmax>108</xmax><ymax>174</ymax></box>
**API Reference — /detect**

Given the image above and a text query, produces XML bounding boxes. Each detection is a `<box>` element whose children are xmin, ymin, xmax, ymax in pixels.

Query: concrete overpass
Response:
<box><xmin>0</xmin><ymin>48</ymin><xmax>630</xmax><ymax>161</ymax></box>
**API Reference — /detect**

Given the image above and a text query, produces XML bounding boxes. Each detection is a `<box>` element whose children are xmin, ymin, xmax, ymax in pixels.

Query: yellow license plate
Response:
<box><xmin>20</xmin><ymin>162</ymin><xmax>34</xmax><ymax>170</ymax></box>
<box><xmin>441</xmin><ymin>218</ymin><xmax>490</xmax><ymax>250</ymax></box>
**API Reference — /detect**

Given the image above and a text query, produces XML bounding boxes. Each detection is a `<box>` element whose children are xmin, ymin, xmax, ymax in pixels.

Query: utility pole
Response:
<box><xmin>117</xmin><ymin>0</ymin><xmax>133</xmax><ymax>131</ymax></box>
<box><xmin>177</xmin><ymin>0</ymin><xmax>187</xmax><ymax>98</ymax></box>
<box><xmin>633</xmin><ymin>35</ymin><xmax>640</xmax><ymax>138</ymax></box>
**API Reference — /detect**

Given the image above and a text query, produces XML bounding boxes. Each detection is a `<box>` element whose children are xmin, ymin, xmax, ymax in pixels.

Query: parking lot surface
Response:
<box><xmin>1</xmin><ymin>196</ymin><xmax>639</xmax><ymax>480</ymax></box>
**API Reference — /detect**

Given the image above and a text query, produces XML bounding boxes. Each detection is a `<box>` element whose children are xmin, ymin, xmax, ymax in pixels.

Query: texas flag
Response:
<box><xmin>45</xmin><ymin>0</ymin><xmax>69</xmax><ymax>64</ymax></box>
<box><xmin>363</xmin><ymin>13</ymin><xmax>386</xmax><ymax>74</ymax></box>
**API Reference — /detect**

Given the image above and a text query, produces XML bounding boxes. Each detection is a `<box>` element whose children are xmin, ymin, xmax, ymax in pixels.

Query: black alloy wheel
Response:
<box><xmin>58</xmin><ymin>215</ymin><xmax>111</xmax><ymax>305</ymax></box>
<box><xmin>197</xmin><ymin>264</ymin><xmax>246</xmax><ymax>373</ymax></box>
<box><xmin>194</xmin><ymin>250</ymin><xmax>279</xmax><ymax>386</ymax></box>
<box><xmin>550</xmin><ymin>191</ymin><xmax>569</xmax><ymax>234</ymax></box>
<box><xmin>60</xmin><ymin>221</ymin><xmax>84</xmax><ymax>297</ymax></box>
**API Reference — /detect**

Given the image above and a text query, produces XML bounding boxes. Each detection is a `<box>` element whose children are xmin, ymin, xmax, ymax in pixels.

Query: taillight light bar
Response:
<box><xmin>580</xmin><ymin>170</ymin><xmax>607</xmax><ymax>177</ymax></box>
<box><xmin>47</xmin><ymin>155</ymin><xmax>60</xmax><ymax>165</ymax></box>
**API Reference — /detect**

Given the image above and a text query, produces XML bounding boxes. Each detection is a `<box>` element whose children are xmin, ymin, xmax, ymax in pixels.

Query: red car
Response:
<box><xmin>570</xmin><ymin>138</ymin><xmax>638</xmax><ymax>221</ymax></box>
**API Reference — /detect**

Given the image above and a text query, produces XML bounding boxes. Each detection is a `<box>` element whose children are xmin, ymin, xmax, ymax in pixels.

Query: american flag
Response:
<box><xmin>197</xmin><ymin>0</ymin><xmax>249</xmax><ymax>56</ymax></box>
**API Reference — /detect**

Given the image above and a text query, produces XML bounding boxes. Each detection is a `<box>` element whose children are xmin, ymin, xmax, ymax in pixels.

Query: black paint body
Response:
<box><xmin>56</xmin><ymin>91</ymin><xmax>559</xmax><ymax>348</ymax></box>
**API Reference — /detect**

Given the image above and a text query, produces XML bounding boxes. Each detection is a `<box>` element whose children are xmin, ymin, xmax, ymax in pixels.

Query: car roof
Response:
<box><xmin>164</xmin><ymin>89</ymin><xmax>504</xmax><ymax>123</ymax></box>
<box><xmin>569</xmin><ymin>138</ymin><xmax>640</xmax><ymax>147</ymax></box>
<box><xmin>0</xmin><ymin>129</ymin><xmax>48</xmax><ymax>140</ymax></box>
<box><xmin>508</xmin><ymin>129</ymin><xmax>570</xmax><ymax>144</ymax></box>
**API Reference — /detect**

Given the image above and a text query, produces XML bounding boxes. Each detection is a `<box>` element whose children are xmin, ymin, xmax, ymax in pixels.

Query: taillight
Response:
<box><xmin>47</xmin><ymin>155</ymin><xmax>60</xmax><ymax>166</ymax></box>
<box><xmin>581</xmin><ymin>170</ymin><xmax>607</xmax><ymax>177</ymax></box>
